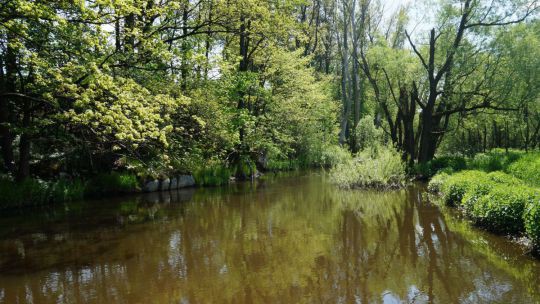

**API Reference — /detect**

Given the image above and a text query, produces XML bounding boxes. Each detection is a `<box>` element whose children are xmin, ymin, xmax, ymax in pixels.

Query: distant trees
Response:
<box><xmin>322</xmin><ymin>0</ymin><xmax>539</xmax><ymax>163</ymax></box>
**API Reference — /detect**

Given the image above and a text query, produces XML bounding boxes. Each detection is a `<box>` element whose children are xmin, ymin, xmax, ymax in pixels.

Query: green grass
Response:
<box><xmin>0</xmin><ymin>178</ymin><xmax>87</xmax><ymax>209</ymax></box>
<box><xmin>193</xmin><ymin>164</ymin><xmax>232</xmax><ymax>186</ymax></box>
<box><xmin>417</xmin><ymin>149</ymin><xmax>530</xmax><ymax>178</ymax></box>
<box><xmin>506</xmin><ymin>152</ymin><xmax>540</xmax><ymax>187</ymax></box>
<box><xmin>85</xmin><ymin>172</ymin><xmax>139</xmax><ymax>197</ymax></box>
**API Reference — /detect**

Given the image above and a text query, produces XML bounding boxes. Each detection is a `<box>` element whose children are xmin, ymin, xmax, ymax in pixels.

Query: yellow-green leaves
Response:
<box><xmin>66</xmin><ymin>70</ymin><xmax>187</xmax><ymax>149</ymax></box>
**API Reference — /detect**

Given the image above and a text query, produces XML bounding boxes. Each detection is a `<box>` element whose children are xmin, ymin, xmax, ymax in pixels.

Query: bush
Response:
<box><xmin>86</xmin><ymin>172</ymin><xmax>139</xmax><ymax>196</ymax></box>
<box><xmin>427</xmin><ymin>172</ymin><xmax>450</xmax><ymax>193</ymax></box>
<box><xmin>468</xmin><ymin>149</ymin><xmax>524</xmax><ymax>172</ymax></box>
<box><xmin>506</xmin><ymin>152</ymin><xmax>540</xmax><ymax>187</ymax></box>
<box><xmin>468</xmin><ymin>185</ymin><xmax>537</xmax><ymax>234</ymax></box>
<box><xmin>330</xmin><ymin>144</ymin><xmax>406</xmax><ymax>189</ymax></box>
<box><xmin>439</xmin><ymin>171</ymin><xmax>490</xmax><ymax>206</ymax></box>
<box><xmin>415</xmin><ymin>156</ymin><xmax>467</xmax><ymax>178</ymax></box>
<box><xmin>319</xmin><ymin>144</ymin><xmax>351</xmax><ymax>168</ymax></box>
<box><xmin>355</xmin><ymin>115</ymin><xmax>383</xmax><ymax>151</ymax></box>
<box><xmin>194</xmin><ymin>164</ymin><xmax>232</xmax><ymax>186</ymax></box>
<box><xmin>524</xmin><ymin>199</ymin><xmax>540</xmax><ymax>248</ymax></box>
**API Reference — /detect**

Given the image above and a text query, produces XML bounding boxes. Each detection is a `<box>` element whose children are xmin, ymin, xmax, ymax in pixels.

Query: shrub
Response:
<box><xmin>439</xmin><ymin>171</ymin><xmax>490</xmax><ymax>206</ymax></box>
<box><xmin>355</xmin><ymin>115</ymin><xmax>383</xmax><ymax>151</ymax></box>
<box><xmin>506</xmin><ymin>152</ymin><xmax>540</xmax><ymax>187</ymax></box>
<box><xmin>266</xmin><ymin>159</ymin><xmax>300</xmax><ymax>172</ymax></box>
<box><xmin>414</xmin><ymin>156</ymin><xmax>467</xmax><ymax>178</ymax></box>
<box><xmin>330</xmin><ymin>144</ymin><xmax>406</xmax><ymax>189</ymax></box>
<box><xmin>427</xmin><ymin>172</ymin><xmax>450</xmax><ymax>193</ymax></box>
<box><xmin>319</xmin><ymin>144</ymin><xmax>351</xmax><ymax>168</ymax></box>
<box><xmin>486</xmin><ymin>171</ymin><xmax>522</xmax><ymax>185</ymax></box>
<box><xmin>468</xmin><ymin>185</ymin><xmax>537</xmax><ymax>234</ymax></box>
<box><xmin>524</xmin><ymin>199</ymin><xmax>540</xmax><ymax>248</ymax></box>
<box><xmin>468</xmin><ymin>149</ymin><xmax>524</xmax><ymax>172</ymax></box>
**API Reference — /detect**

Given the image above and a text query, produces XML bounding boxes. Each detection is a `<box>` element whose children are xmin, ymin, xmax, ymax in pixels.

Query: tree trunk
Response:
<box><xmin>0</xmin><ymin>34</ymin><xmax>17</xmax><ymax>174</ymax></box>
<box><xmin>338</xmin><ymin>1</ymin><xmax>351</xmax><ymax>146</ymax></box>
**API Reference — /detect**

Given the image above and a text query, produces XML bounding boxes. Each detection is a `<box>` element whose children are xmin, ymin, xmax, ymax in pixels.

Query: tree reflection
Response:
<box><xmin>0</xmin><ymin>173</ymin><xmax>539</xmax><ymax>303</ymax></box>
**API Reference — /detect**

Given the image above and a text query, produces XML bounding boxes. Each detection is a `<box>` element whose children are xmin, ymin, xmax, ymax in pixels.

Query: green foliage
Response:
<box><xmin>0</xmin><ymin>178</ymin><xmax>87</xmax><ymax>209</ymax></box>
<box><xmin>427</xmin><ymin>172</ymin><xmax>450</xmax><ymax>193</ymax></box>
<box><xmin>0</xmin><ymin>179</ymin><xmax>50</xmax><ymax>208</ymax></box>
<box><xmin>432</xmin><ymin>164</ymin><xmax>540</xmax><ymax>250</ymax></box>
<box><xmin>318</xmin><ymin>145</ymin><xmax>351</xmax><ymax>168</ymax></box>
<box><xmin>438</xmin><ymin>171</ymin><xmax>490</xmax><ymax>206</ymax></box>
<box><xmin>194</xmin><ymin>164</ymin><xmax>232</xmax><ymax>186</ymax></box>
<box><xmin>468</xmin><ymin>185</ymin><xmax>536</xmax><ymax>234</ymax></box>
<box><xmin>49</xmin><ymin>179</ymin><xmax>86</xmax><ymax>203</ymax></box>
<box><xmin>85</xmin><ymin>172</ymin><xmax>139</xmax><ymax>197</ymax></box>
<box><xmin>355</xmin><ymin>115</ymin><xmax>383</xmax><ymax>151</ymax></box>
<box><xmin>507</xmin><ymin>152</ymin><xmax>540</xmax><ymax>187</ymax></box>
<box><xmin>330</xmin><ymin>145</ymin><xmax>406</xmax><ymax>189</ymax></box>
<box><xmin>524</xmin><ymin>200</ymin><xmax>540</xmax><ymax>248</ymax></box>
<box><xmin>266</xmin><ymin>159</ymin><xmax>300</xmax><ymax>172</ymax></box>
<box><xmin>468</xmin><ymin>149</ymin><xmax>524</xmax><ymax>172</ymax></box>
<box><xmin>414</xmin><ymin>156</ymin><xmax>467</xmax><ymax>178</ymax></box>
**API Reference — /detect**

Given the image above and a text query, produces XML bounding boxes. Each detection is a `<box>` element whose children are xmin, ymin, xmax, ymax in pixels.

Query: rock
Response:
<box><xmin>178</xmin><ymin>175</ymin><xmax>195</xmax><ymax>188</ymax></box>
<box><xmin>160</xmin><ymin>178</ymin><xmax>170</xmax><ymax>191</ymax></box>
<box><xmin>170</xmin><ymin>178</ymin><xmax>178</xmax><ymax>189</ymax></box>
<box><xmin>143</xmin><ymin>180</ymin><xmax>160</xmax><ymax>192</ymax></box>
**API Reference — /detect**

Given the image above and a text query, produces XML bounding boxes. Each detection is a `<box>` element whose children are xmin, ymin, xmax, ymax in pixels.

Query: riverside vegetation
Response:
<box><xmin>427</xmin><ymin>150</ymin><xmax>540</xmax><ymax>253</ymax></box>
<box><xmin>0</xmin><ymin>0</ymin><xmax>539</xmax><ymax>257</ymax></box>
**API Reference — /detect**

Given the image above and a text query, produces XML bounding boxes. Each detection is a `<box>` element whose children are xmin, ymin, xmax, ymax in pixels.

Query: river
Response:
<box><xmin>0</xmin><ymin>171</ymin><xmax>539</xmax><ymax>303</ymax></box>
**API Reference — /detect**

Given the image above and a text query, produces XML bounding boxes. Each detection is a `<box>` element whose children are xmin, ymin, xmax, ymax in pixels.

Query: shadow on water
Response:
<box><xmin>0</xmin><ymin>171</ymin><xmax>539</xmax><ymax>303</ymax></box>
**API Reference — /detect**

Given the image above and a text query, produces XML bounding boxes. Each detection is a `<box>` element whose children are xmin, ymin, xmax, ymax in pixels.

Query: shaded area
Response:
<box><xmin>0</xmin><ymin>172</ymin><xmax>539</xmax><ymax>303</ymax></box>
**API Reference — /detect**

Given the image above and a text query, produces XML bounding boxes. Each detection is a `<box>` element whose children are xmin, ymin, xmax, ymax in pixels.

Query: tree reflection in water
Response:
<box><xmin>0</xmin><ymin>172</ymin><xmax>538</xmax><ymax>303</ymax></box>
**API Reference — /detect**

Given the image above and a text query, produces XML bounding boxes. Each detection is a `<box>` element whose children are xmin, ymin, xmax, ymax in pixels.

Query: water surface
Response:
<box><xmin>0</xmin><ymin>172</ymin><xmax>539</xmax><ymax>303</ymax></box>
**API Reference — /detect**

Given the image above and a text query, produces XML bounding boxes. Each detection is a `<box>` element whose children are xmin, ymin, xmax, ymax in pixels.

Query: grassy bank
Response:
<box><xmin>0</xmin><ymin>172</ymin><xmax>139</xmax><ymax>210</ymax></box>
<box><xmin>427</xmin><ymin>150</ymin><xmax>540</xmax><ymax>253</ymax></box>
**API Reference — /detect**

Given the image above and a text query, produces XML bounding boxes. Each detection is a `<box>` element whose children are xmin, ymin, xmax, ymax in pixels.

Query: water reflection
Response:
<box><xmin>0</xmin><ymin>172</ymin><xmax>538</xmax><ymax>303</ymax></box>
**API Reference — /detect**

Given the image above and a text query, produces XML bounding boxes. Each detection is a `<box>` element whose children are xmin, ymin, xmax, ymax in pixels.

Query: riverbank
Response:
<box><xmin>0</xmin><ymin>172</ymin><xmax>197</xmax><ymax>210</ymax></box>
<box><xmin>425</xmin><ymin>150</ymin><xmax>540</xmax><ymax>254</ymax></box>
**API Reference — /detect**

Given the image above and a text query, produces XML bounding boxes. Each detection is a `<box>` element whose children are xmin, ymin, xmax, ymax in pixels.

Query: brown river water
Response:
<box><xmin>0</xmin><ymin>172</ymin><xmax>539</xmax><ymax>303</ymax></box>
